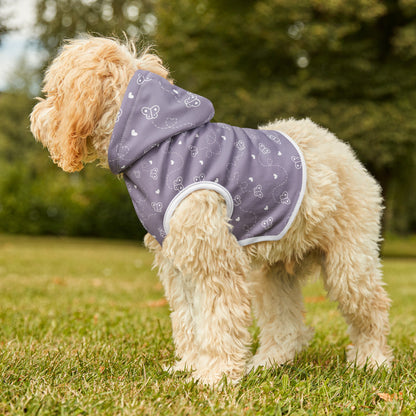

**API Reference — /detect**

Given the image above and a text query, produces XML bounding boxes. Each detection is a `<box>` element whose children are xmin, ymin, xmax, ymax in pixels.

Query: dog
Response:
<box><xmin>30</xmin><ymin>36</ymin><xmax>393</xmax><ymax>385</ymax></box>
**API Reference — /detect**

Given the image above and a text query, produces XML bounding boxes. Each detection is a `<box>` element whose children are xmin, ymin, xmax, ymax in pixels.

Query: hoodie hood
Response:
<box><xmin>107</xmin><ymin>70</ymin><xmax>306</xmax><ymax>247</ymax></box>
<box><xmin>108</xmin><ymin>70</ymin><xmax>215</xmax><ymax>174</ymax></box>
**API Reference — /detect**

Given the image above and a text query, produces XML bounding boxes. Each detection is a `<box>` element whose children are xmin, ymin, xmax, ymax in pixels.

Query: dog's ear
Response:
<box><xmin>31</xmin><ymin>37</ymin><xmax>132</xmax><ymax>172</ymax></box>
<box><xmin>31</xmin><ymin>37</ymin><xmax>171</xmax><ymax>172</ymax></box>
<box><xmin>30</xmin><ymin>68</ymin><xmax>108</xmax><ymax>172</ymax></box>
<box><xmin>51</xmin><ymin>70</ymin><xmax>108</xmax><ymax>172</ymax></box>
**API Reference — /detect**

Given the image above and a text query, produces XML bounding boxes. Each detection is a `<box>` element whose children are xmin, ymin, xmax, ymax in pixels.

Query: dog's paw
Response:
<box><xmin>163</xmin><ymin>359</ymin><xmax>194</xmax><ymax>374</ymax></box>
<box><xmin>248</xmin><ymin>327</ymin><xmax>314</xmax><ymax>373</ymax></box>
<box><xmin>247</xmin><ymin>350</ymin><xmax>293</xmax><ymax>373</ymax></box>
<box><xmin>192</xmin><ymin>371</ymin><xmax>224</xmax><ymax>387</ymax></box>
<box><xmin>190</xmin><ymin>369</ymin><xmax>241</xmax><ymax>388</ymax></box>
<box><xmin>346</xmin><ymin>344</ymin><xmax>393</xmax><ymax>370</ymax></box>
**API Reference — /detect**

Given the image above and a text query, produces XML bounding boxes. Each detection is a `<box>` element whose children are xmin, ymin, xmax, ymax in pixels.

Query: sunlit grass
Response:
<box><xmin>1</xmin><ymin>234</ymin><xmax>415</xmax><ymax>415</ymax></box>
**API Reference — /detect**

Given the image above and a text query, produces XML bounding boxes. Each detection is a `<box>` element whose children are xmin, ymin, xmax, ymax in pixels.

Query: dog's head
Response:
<box><xmin>30</xmin><ymin>36</ymin><xmax>169</xmax><ymax>172</ymax></box>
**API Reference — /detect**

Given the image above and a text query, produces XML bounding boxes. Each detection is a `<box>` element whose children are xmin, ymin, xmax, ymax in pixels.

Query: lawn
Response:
<box><xmin>0</xmin><ymin>234</ymin><xmax>415</xmax><ymax>415</ymax></box>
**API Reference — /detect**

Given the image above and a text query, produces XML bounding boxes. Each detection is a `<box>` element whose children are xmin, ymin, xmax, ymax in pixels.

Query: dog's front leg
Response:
<box><xmin>144</xmin><ymin>233</ymin><xmax>199</xmax><ymax>372</ymax></box>
<box><xmin>162</xmin><ymin>190</ymin><xmax>252</xmax><ymax>386</ymax></box>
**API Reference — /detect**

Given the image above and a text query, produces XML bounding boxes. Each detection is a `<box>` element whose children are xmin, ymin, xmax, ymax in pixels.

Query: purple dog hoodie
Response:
<box><xmin>108</xmin><ymin>70</ymin><xmax>306</xmax><ymax>246</ymax></box>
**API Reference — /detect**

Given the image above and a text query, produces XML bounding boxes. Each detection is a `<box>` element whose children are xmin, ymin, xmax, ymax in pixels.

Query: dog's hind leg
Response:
<box><xmin>322</xmin><ymin>243</ymin><xmax>393</xmax><ymax>369</ymax></box>
<box><xmin>248</xmin><ymin>263</ymin><xmax>314</xmax><ymax>371</ymax></box>
<box><xmin>162</xmin><ymin>190</ymin><xmax>252</xmax><ymax>385</ymax></box>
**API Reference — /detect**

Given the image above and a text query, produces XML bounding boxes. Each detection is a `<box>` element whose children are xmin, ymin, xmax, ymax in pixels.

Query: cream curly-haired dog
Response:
<box><xmin>30</xmin><ymin>36</ymin><xmax>392</xmax><ymax>385</ymax></box>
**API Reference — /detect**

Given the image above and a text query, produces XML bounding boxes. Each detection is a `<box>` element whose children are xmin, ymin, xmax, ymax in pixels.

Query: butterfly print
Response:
<box><xmin>141</xmin><ymin>105</ymin><xmax>160</xmax><ymax>120</ymax></box>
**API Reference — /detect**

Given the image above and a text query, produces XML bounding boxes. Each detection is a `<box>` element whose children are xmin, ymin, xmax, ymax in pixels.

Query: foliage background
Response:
<box><xmin>0</xmin><ymin>0</ymin><xmax>415</xmax><ymax>239</ymax></box>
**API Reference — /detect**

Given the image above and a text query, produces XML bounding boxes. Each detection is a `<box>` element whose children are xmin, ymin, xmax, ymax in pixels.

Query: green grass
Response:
<box><xmin>1</xmin><ymin>234</ymin><xmax>416</xmax><ymax>415</ymax></box>
<box><xmin>382</xmin><ymin>234</ymin><xmax>416</xmax><ymax>259</ymax></box>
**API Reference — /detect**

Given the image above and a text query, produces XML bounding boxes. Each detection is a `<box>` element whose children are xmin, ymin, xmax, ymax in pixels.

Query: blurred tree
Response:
<box><xmin>34</xmin><ymin>0</ymin><xmax>157</xmax><ymax>54</ymax></box>
<box><xmin>0</xmin><ymin>88</ymin><xmax>143</xmax><ymax>239</ymax></box>
<box><xmin>155</xmin><ymin>0</ymin><xmax>416</xmax><ymax>233</ymax></box>
<box><xmin>2</xmin><ymin>0</ymin><xmax>414</xmax><ymax>237</ymax></box>
<box><xmin>0</xmin><ymin>0</ymin><xmax>156</xmax><ymax>239</ymax></box>
<box><xmin>0</xmin><ymin>54</ymin><xmax>144</xmax><ymax>239</ymax></box>
<box><xmin>0</xmin><ymin>0</ymin><xmax>11</xmax><ymax>44</ymax></box>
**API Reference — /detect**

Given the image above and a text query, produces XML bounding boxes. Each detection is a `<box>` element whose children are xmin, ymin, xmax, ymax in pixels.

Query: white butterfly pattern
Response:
<box><xmin>189</xmin><ymin>145</ymin><xmax>198</xmax><ymax>157</ymax></box>
<box><xmin>184</xmin><ymin>93</ymin><xmax>201</xmax><ymax>108</ymax></box>
<box><xmin>151</xmin><ymin>202</ymin><xmax>163</xmax><ymax>212</ymax></box>
<box><xmin>259</xmin><ymin>143</ymin><xmax>271</xmax><ymax>154</ymax></box>
<box><xmin>173</xmin><ymin>176</ymin><xmax>184</xmax><ymax>191</ymax></box>
<box><xmin>267</xmin><ymin>134</ymin><xmax>281</xmax><ymax>144</ymax></box>
<box><xmin>116</xmin><ymin>145</ymin><xmax>130</xmax><ymax>158</ymax></box>
<box><xmin>158</xmin><ymin>227</ymin><xmax>167</xmax><ymax>239</ymax></box>
<box><xmin>280</xmin><ymin>191</ymin><xmax>291</xmax><ymax>205</ymax></box>
<box><xmin>233</xmin><ymin>194</ymin><xmax>242</xmax><ymax>206</ymax></box>
<box><xmin>150</xmin><ymin>168</ymin><xmax>158</xmax><ymax>180</ymax></box>
<box><xmin>254</xmin><ymin>184</ymin><xmax>264</xmax><ymax>198</ymax></box>
<box><xmin>235</xmin><ymin>140</ymin><xmax>246</xmax><ymax>151</ymax></box>
<box><xmin>193</xmin><ymin>173</ymin><xmax>205</xmax><ymax>182</ymax></box>
<box><xmin>291</xmin><ymin>156</ymin><xmax>302</xmax><ymax>169</ymax></box>
<box><xmin>141</xmin><ymin>105</ymin><xmax>160</xmax><ymax>120</ymax></box>
<box><xmin>137</xmin><ymin>73</ymin><xmax>151</xmax><ymax>85</ymax></box>
<box><xmin>262</xmin><ymin>217</ymin><xmax>273</xmax><ymax>230</ymax></box>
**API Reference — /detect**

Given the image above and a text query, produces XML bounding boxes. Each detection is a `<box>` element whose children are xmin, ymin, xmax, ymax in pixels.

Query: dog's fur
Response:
<box><xmin>30</xmin><ymin>36</ymin><xmax>393</xmax><ymax>385</ymax></box>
